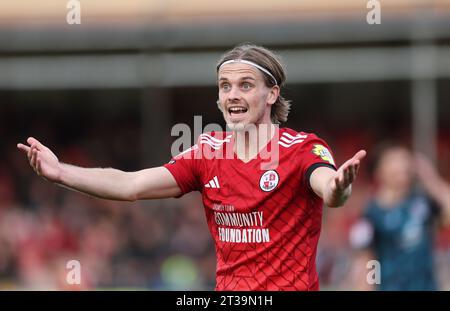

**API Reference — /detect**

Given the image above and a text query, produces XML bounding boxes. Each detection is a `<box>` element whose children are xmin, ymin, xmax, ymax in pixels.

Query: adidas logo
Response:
<box><xmin>205</xmin><ymin>176</ymin><xmax>220</xmax><ymax>189</ymax></box>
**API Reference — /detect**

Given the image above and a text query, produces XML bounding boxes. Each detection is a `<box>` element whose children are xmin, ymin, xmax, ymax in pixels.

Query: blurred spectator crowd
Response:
<box><xmin>0</xmin><ymin>106</ymin><xmax>217</xmax><ymax>290</ymax></box>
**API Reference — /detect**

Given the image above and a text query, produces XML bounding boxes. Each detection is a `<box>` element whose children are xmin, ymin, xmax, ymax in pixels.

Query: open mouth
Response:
<box><xmin>228</xmin><ymin>106</ymin><xmax>248</xmax><ymax>116</ymax></box>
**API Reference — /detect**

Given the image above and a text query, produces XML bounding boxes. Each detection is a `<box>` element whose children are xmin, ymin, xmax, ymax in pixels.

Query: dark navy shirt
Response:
<box><xmin>364</xmin><ymin>191</ymin><xmax>440</xmax><ymax>291</ymax></box>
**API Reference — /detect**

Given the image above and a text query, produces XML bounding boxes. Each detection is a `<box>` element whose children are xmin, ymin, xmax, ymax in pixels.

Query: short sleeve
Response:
<box><xmin>299</xmin><ymin>134</ymin><xmax>337</xmax><ymax>191</ymax></box>
<box><xmin>163</xmin><ymin>144</ymin><xmax>202</xmax><ymax>197</ymax></box>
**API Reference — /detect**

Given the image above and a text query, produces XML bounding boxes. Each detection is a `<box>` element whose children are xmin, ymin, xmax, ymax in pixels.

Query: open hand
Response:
<box><xmin>331</xmin><ymin>150</ymin><xmax>367</xmax><ymax>194</ymax></box>
<box><xmin>17</xmin><ymin>137</ymin><xmax>61</xmax><ymax>183</ymax></box>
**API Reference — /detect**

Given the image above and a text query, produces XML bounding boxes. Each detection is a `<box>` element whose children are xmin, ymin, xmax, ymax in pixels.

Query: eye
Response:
<box><xmin>220</xmin><ymin>83</ymin><xmax>231</xmax><ymax>91</ymax></box>
<box><xmin>241</xmin><ymin>82</ymin><xmax>253</xmax><ymax>90</ymax></box>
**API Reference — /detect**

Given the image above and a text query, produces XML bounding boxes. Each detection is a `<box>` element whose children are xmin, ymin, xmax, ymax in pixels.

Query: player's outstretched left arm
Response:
<box><xmin>310</xmin><ymin>150</ymin><xmax>367</xmax><ymax>208</ymax></box>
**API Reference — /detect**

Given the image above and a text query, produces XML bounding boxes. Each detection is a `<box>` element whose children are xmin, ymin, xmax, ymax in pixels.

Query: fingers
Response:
<box><xmin>343</xmin><ymin>164</ymin><xmax>350</xmax><ymax>185</ymax></box>
<box><xmin>18</xmin><ymin>138</ymin><xmax>46</xmax><ymax>176</ymax></box>
<box><xmin>18</xmin><ymin>137</ymin><xmax>45</xmax><ymax>153</ymax></box>
<box><xmin>36</xmin><ymin>159</ymin><xmax>42</xmax><ymax>176</ymax></box>
<box><xmin>330</xmin><ymin>149</ymin><xmax>366</xmax><ymax>197</ymax></box>
<box><xmin>336</xmin><ymin>159</ymin><xmax>360</xmax><ymax>189</ymax></box>
<box><xmin>348</xmin><ymin>164</ymin><xmax>355</xmax><ymax>183</ymax></box>
<box><xmin>27</xmin><ymin>137</ymin><xmax>44</xmax><ymax>149</ymax></box>
<box><xmin>25</xmin><ymin>145</ymin><xmax>41</xmax><ymax>175</ymax></box>
<box><xmin>353</xmin><ymin>150</ymin><xmax>367</xmax><ymax>161</ymax></box>
<box><xmin>354</xmin><ymin>160</ymin><xmax>360</xmax><ymax>175</ymax></box>
<box><xmin>341</xmin><ymin>149</ymin><xmax>366</xmax><ymax>183</ymax></box>
<box><xmin>30</xmin><ymin>147</ymin><xmax>38</xmax><ymax>170</ymax></box>
<box><xmin>28</xmin><ymin>144</ymin><xmax>33</xmax><ymax>161</ymax></box>
<box><xmin>346</xmin><ymin>161</ymin><xmax>358</xmax><ymax>184</ymax></box>
<box><xmin>17</xmin><ymin>143</ymin><xmax>30</xmax><ymax>153</ymax></box>
<box><xmin>18</xmin><ymin>137</ymin><xmax>45</xmax><ymax>161</ymax></box>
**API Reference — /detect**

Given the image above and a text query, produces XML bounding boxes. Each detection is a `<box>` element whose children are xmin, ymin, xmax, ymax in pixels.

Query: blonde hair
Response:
<box><xmin>216</xmin><ymin>43</ymin><xmax>291</xmax><ymax>124</ymax></box>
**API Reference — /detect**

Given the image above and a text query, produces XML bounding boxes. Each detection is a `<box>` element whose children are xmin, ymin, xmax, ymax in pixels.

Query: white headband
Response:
<box><xmin>219</xmin><ymin>59</ymin><xmax>278</xmax><ymax>86</ymax></box>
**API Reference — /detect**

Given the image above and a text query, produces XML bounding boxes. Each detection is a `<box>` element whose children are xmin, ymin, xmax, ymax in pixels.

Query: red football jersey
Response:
<box><xmin>163</xmin><ymin>127</ymin><xmax>336</xmax><ymax>291</ymax></box>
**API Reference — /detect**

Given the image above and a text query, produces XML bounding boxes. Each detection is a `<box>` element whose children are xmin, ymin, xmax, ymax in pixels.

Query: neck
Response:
<box><xmin>233</xmin><ymin>123</ymin><xmax>277</xmax><ymax>162</ymax></box>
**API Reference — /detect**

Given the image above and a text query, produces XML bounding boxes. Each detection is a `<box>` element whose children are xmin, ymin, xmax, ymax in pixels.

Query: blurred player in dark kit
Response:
<box><xmin>350</xmin><ymin>144</ymin><xmax>450</xmax><ymax>290</ymax></box>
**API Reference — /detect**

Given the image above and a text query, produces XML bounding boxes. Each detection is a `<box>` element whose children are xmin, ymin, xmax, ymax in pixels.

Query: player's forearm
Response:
<box><xmin>57</xmin><ymin>163</ymin><xmax>136</xmax><ymax>201</ymax></box>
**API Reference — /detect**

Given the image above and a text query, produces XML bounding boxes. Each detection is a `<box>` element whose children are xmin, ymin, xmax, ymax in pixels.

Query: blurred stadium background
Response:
<box><xmin>0</xmin><ymin>0</ymin><xmax>450</xmax><ymax>290</ymax></box>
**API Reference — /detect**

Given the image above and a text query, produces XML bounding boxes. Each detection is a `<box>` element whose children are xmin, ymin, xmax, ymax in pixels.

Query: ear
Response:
<box><xmin>267</xmin><ymin>86</ymin><xmax>280</xmax><ymax>106</ymax></box>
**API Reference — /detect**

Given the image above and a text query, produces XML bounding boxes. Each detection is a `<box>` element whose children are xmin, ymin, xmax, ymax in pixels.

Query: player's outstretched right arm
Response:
<box><xmin>17</xmin><ymin>137</ymin><xmax>182</xmax><ymax>201</ymax></box>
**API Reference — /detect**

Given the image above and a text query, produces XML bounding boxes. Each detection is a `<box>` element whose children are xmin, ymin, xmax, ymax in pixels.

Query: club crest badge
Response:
<box><xmin>259</xmin><ymin>170</ymin><xmax>279</xmax><ymax>192</ymax></box>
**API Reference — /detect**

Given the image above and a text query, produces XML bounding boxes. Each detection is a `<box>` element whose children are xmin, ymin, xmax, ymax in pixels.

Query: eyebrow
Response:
<box><xmin>218</xmin><ymin>76</ymin><xmax>256</xmax><ymax>82</ymax></box>
<box><xmin>240</xmin><ymin>76</ymin><xmax>256</xmax><ymax>81</ymax></box>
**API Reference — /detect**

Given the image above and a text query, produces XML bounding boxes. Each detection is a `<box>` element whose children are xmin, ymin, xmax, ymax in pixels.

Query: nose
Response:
<box><xmin>227</xmin><ymin>85</ymin><xmax>242</xmax><ymax>101</ymax></box>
